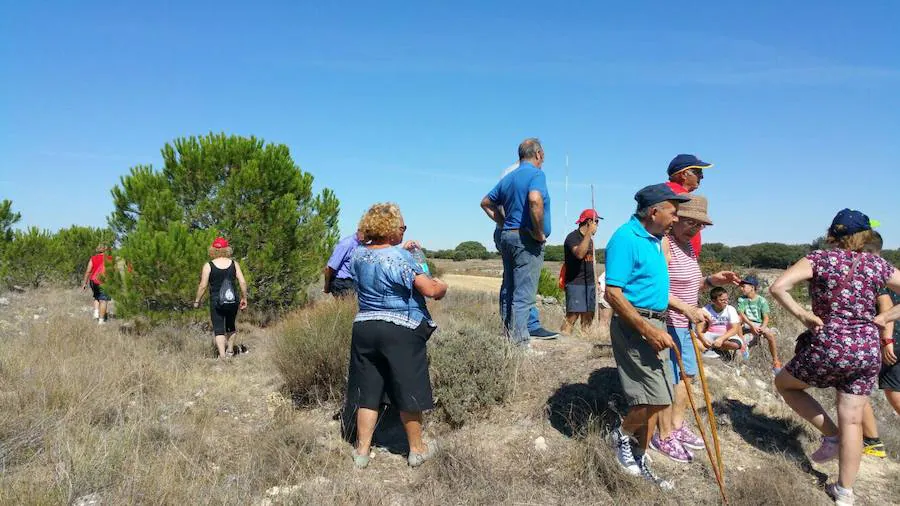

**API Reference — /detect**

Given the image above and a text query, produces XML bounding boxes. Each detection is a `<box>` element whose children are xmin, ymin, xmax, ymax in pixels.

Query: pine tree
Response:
<box><xmin>0</xmin><ymin>199</ymin><xmax>21</xmax><ymax>244</ymax></box>
<box><xmin>52</xmin><ymin>225</ymin><xmax>115</xmax><ymax>285</ymax></box>
<box><xmin>2</xmin><ymin>227</ymin><xmax>56</xmax><ymax>288</ymax></box>
<box><xmin>106</xmin><ymin>133</ymin><xmax>340</xmax><ymax>317</ymax></box>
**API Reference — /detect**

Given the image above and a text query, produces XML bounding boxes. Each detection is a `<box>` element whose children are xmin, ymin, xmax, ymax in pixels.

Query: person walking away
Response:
<box><xmin>480</xmin><ymin>138</ymin><xmax>552</xmax><ymax>347</ymax></box>
<box><xmin>737</xmin><ymin>275</ymin><xmax>781</xmax><ymax>372</ymax></box>
<box><xmin>81</xmin><ymin>243</ymin><xmax>113</xmax><ymax>324</ymax></box>
<box><xmin>497</xmin><ymin>161</ymin><xmax>557</xmax><ymax>339</ymax></box>
<box><xmin>345</xmin><ymin>202</ymin><xmax>447</xmax><ymax>469</ymax></box>
<box><xmin>561</xmin><ymin>209</ymin><xmax>601</xmax><ymax>334</ymax></box>
<box><xmin>604</xmin><ymin>183</ymin><xmax>690</xmax><ymax>489</ymax></box>
<box><xmin>771</xmin><ymin>209</ymin><xmax>900</xmax><ymax>506</ymax></box>
<box><xmin>653</xmin><ymin>195</ymin><xmax>740</xmax><ymax>463</ymax></box>
<box><xmin>663</xmin><ymin>154</ymin><xmax>714</xmax><ymax>258</ymax></box>
<box><xmin>324</xmin><ymin>230</ymin><xmax>363</xmax><ymax>298</ymax></box>
<box><xmin>193</xmin><ymin>237</ymin><xmax>249</xmax><ymax>359</ymax></box>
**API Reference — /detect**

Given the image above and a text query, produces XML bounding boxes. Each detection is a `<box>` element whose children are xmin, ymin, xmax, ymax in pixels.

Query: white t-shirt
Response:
<box><xmin>702</xmin><ymin>303</ymin><xmax>740</xmax><ymax>335</ymax></box>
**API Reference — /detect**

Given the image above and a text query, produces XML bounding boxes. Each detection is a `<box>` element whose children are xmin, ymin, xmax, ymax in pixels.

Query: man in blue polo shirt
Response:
<box><xmin>604</xmin><ymin>183</ymin><xmax>690</xmax><ymax>490</ymax></box>
<box><xmin>481</xmin><ymin>138</ymin><xmax>551</xmax><ymax>346</ymax></box>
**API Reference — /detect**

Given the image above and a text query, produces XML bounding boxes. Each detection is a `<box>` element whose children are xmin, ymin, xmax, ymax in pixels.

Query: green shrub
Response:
<box><xmin>272</xmin><ymin>297</ymin><xmax>355</xmax><ymax>405</ymax></box>
<box><xmin>52</xmin><ymin>225</ymin><xmax>115</xmax><ymax>286</ymax></box>
<box><xmin>537</xmin><ymin>267</ymin><xmax>563</xmax><ymax>301</ymax></box>
<box><xmin>2</xmin><ymin>227</ymin><xmax>56</xmax><ymax>288</ymax></box>
<box><xmin>429</xmin><ymin>318</ymin><xmax>520</xmax><ymax>428</ymax></box>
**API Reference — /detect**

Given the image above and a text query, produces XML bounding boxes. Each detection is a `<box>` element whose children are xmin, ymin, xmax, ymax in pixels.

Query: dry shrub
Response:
<box><xmin>725</xmin><ymin>457</ymin><xmax>830</xmax><ymax>506</ymax></box>
<box><xmin>429</xmin><ymin>318</ymin><xmax>521</xmax><ymax>428</ymax></box>
<box><xmin>272</xmin><ymin>297</ymin><xmax>355</xmax><ymax>405</ymax></box>
<box><xmin>570</xmin><ymin>431</ymin><xmax>667</xmax><ymax>504</ymax></box>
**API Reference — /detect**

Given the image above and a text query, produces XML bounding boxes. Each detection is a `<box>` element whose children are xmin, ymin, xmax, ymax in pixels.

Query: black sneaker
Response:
<box><xmin>239</xmin><ymin>345</ymin><xmax>249</xmax><ymax>354</ymax></box>
<box><xmin>529</xmin><ymin>327</ymin><xmax>560</xmax><ymax>340</ymax></box>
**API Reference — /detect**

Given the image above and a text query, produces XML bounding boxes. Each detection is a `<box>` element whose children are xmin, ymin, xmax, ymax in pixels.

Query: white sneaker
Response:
<box><xmin>826</xmin><ymin>483</ymin><xmax>853</xmax><ymax>506</ymax></box>
<box><xmin>611</xmin><ymin>427</ymin><xmax>640</xmax><ymax>476</ymax></box>
<box><xmin>97</xmin><ymin>319</ymin><xmax>106</xmax><ymax>325</ymax></box>
<box><xmin>637</xmin><ymin>453</ymin><xmax>674</xmax><ymax>490</ymax></box>
<box><xmin>702</xmin><ymin>350</ymin><xmax>720</xmax><ymax>359</ymax></box>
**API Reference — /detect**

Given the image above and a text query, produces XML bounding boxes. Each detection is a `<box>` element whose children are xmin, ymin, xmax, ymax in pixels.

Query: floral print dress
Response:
<box><xmin>784</xmin><ymin>249</ymin><xmax>895</xmax><ymax>395</ymax></box>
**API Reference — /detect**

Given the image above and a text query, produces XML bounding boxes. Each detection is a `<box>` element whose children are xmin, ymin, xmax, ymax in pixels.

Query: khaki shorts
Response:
<box><xmin>610</xmin><ymin>315</ymin><xmax>674</xmax><ymax>406</ymax></box>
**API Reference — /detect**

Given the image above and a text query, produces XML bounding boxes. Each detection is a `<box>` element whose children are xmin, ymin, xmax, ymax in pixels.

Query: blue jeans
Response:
<box><xmin>494</xmin><ymin>228</ymin><xmax>541</xmax><ymax>333</ymax></box>
<box><xmin>498</xmin><ymin>229</ymin><xmax>544</xmax><ymax>345</ymax></box>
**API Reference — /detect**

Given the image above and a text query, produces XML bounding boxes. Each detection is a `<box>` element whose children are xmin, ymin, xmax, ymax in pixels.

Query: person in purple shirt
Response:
<box><xmin>324</xmin><ymin>230</ymin><xmax>363</xmax><ymax>297</ymax></box>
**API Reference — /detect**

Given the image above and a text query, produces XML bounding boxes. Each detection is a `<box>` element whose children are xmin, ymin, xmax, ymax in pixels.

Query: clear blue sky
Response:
<box><xmin>2</xmin><ymin>1</ymin><xmax>898</xmax><ymax>250</ymax></box>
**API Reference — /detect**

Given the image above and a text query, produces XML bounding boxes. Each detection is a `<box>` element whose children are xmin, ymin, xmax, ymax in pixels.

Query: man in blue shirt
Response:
<box><xmin>494</xmin><ymin>161</ymin><xmax>558</xmax><ymax>340</ymax></box>
<box><xmin>324</xmin><ymin>230</ymin><xmax>362</xmax><ymax>297</ymax></box>
<box><xmin>481</xmin><ymin>138</ymin><xmax>551</xmax><ymax>346</ymax></box>
<box><xmin>604</xmin><ymin>183</ymin><xmax>690</xmax><ymax>490</ymax></box>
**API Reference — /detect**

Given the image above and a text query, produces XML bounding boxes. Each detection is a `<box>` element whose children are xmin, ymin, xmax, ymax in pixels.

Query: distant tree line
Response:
<box><xmin>427</xmin><ymin>238</ymin><xmax>900</xmax><ymax>269</ymax></box>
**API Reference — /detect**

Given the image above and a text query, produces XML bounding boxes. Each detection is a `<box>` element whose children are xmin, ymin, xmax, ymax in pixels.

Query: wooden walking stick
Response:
<box><xmin>690</xmin><ymin>326</ymin><xmax>725</xmax><ymax>481</ymax></box>
<box><xmin>672</xmin><ymin>346</ymin><xmax>728</xmax><ymax>505</ymax></box>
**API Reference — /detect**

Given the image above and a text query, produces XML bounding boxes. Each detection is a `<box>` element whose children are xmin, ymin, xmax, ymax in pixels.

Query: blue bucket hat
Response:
<box><xmin>634</xmin><ymin>183</ymin><xmax>692</xmax><ymax>210</ymax></box>
<box><xmin>667</xmin><ymin>154</ymin><xmax>713</xmax><ymax>177</ymax></box>
<box><xmin>828</xmin><ymin>209</ymin><xmax>881</xmax><ymax>238</ymax></box>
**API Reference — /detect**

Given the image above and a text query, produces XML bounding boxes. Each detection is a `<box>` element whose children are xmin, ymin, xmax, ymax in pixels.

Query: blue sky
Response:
<box><xmin>2</xmin><ymin>1</ymin><xmax>898</xmax><ymax>250</ymax></box>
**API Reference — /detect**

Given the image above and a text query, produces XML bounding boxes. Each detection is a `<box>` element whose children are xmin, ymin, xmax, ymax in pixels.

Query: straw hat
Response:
<box><xmin>677</xmin><ymin>194</ymin><xmax>713</xmax><ymax>225</ymax></box>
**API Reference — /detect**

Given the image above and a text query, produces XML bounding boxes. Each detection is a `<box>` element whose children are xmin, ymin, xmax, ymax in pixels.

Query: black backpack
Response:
<box><xmin>214</xmin><ymin>263</ymin><xmax>238</xmax><ymax>310</ymax></box>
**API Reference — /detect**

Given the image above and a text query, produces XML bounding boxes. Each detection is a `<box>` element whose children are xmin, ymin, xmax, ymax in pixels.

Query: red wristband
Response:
<box><xmin>883</xmin><ymin>338</ymin><xmax>895</xmax><ymax>346</ymax></box>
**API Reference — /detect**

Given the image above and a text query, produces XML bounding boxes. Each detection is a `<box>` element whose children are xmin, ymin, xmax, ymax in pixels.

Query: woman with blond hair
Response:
<box><xmin>346</xmin><ymin>202</ymin><xmax>447</xmax><ymax>469</ymax></box>
<box><xmin>771</xmin><ymin>209</ymin><xmax>900</xmax><ymax>506</ymax></box>
<box><xmin>193</xmin><ymin>237</ymin><xmax>248</xmax><ymax>359</ymax></box>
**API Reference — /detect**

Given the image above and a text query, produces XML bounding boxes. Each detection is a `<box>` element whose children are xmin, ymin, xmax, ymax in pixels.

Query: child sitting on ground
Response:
<box><xmin>736</xmin><ymin>274</ymin><xmax>782</xmax><ymax>372</ymax></box>
<box><xmin>698</xmin><ymin>287</ymin><xmax>745</xmax><ymax>359</ymax></box>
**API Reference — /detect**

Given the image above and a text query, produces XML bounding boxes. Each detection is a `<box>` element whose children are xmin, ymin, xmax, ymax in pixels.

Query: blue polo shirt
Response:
<box><xmin>486</xmin><ymin>161</ymin><xmax>552</xmax><ymax>238</ymax></box>
<box><xmin>605</xmin><ymin>216</ymin><xmax>669</xmax><ymax>312</ymax></box>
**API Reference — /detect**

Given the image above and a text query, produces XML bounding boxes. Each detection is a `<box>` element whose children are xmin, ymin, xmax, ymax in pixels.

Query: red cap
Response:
<box><xmin>576</xmin><ymin>209</ymin><xmax>601</xmax><ymax>224</ymax></box>
<box><xmin>212</xmin><ymin>237</ymin><xmax>229</xmax><ymax>248</ymax></box>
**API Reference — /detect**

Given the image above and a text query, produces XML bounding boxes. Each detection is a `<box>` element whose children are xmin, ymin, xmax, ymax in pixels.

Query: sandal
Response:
<box><xmin>352</xmin><ymin>449</ymin><xmax>370</xmax><ymax>469</ymax></box>
<box><xmin>408</xmin><ymin>440</ymin><xmax>438</xmax><ymax>468</ymax></box>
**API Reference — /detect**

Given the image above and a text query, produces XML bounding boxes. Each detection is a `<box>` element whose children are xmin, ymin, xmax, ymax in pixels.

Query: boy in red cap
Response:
<box><xmin>561</xmin><ymin>209</ymin><xmax>602</xmax><ymax>334</ymax></box>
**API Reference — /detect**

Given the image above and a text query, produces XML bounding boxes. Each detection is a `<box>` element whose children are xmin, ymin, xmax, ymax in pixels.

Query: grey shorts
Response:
<box><xmin>565</xmin><ymin>283</ymin><xmax>596</xmax><ymax>313</ymax></box>
<box><xmin>610</xmin><ymin>315</ymin><xmax>674</xmax><ymax>406</ymax></box>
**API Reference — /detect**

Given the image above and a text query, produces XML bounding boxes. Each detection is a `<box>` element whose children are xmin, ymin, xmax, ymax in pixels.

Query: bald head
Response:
<box><xmin>518</xmin><ymin>138</ymin><xmax>544</xmax><ymax>167</ymax></box>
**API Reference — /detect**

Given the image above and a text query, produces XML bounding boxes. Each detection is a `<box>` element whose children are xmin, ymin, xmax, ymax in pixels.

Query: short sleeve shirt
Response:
<box><xmin>605</xmin><ymin>216</ymin><xmax>669</xmax><ymax>312</ymax></box>
<box><xmin>806</xmin><ymin>249</ymin><xmax>894</xmax><ymax>328</ymax></box>
<box><xmin>703</xmin><ymin>304</ymin><xmax>740</xmax><ymax>334</ymax></box>
<box><xmin>327</xmin><ymin>234</ymin><xmax>361</xmax><ymax>279</ymax></box>
<box><xmin>563</xmin><ymin>229</ymin><xmax>594</xmax><ymax>285</ymax></box>
<box><xmin>737</xmin><ymin>295</ymin><xmax>770</xmax><ymax>324</ymax></box>
<box><xmin>486</xmin><ymin>162</ymin><xmax>552</xmax><ymax>238</ymax></box>
<box><xmin>351</xmin><ymin>246</ymin><xmax>432</xmax><ymax>329</ymax></box>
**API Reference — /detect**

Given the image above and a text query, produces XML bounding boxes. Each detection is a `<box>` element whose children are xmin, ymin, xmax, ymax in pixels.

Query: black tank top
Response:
<box><xmin>209</xmin><ymin>260</ymin><xmax>236</xmax><ymax>304</ymax></box>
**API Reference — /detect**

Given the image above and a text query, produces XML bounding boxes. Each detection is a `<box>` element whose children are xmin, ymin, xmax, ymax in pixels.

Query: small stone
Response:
<box><xmin>73</xmin><ymin>493</ymin><xmax>102</xmax><ymax>506</ymax></box>
<box><xmin>0</xmin><ymin>297</ymin><xmax>9</xmax><ymax>306</ymax></box>
<box><xmin>542</xmin><ymin>296</ymin><xmax>558</xmax><ymax>305</ymax></box>
<box><xmin>753</xmin><ymin>379</ymin><xmax>768</xmax><ymax>390</ymax></box>
<box><xmin>534</xmin><ymin>436</ymin><xmax>548</xmax><ymax>451</ymax></box>
<box><xmin>33</xmin><ymin>314</ymin><xmax>40</xmax><ymax>320</ymax></box>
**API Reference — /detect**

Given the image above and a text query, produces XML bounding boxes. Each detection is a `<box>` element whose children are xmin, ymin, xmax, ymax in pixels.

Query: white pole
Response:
<box><xmin>565</xmin><ymin>153</ymin><xmax>569</xmax><ymax>224</ymax></box>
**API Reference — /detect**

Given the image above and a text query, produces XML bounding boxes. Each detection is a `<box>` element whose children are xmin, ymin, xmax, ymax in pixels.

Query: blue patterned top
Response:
<box><xmin>350</xmin><ymin>246</ymin><xmax>435</xmax><ymax>329</ymax></box>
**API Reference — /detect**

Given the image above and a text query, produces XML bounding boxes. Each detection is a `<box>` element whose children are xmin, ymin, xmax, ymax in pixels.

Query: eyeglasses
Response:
<box><xmin>399</xmin><ymin>225</ymin><xmax>407</xmax><ymax>232</ymax></box>
<box><xmin>688</xmin><ymin>168</ymin><xmax>704</xmax><ymax>180</ymax></box>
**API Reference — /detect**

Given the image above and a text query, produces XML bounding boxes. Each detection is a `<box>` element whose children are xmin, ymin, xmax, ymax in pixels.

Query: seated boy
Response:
<box><xmin>698</xmin><ymin>287</ymin><xmax>745</xmax><ymax>359</ymax></box>
<box><xmin>736</xmin><ymin>274</ymin><xmax>782</xmax><ymax>372</ymax></box>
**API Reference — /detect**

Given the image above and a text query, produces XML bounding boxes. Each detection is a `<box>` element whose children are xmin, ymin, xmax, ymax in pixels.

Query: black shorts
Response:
<box><xmin>210</xmin><ymin>305</ymin><xmax>238</xmax><ymax>335</ymax></box>
<box><xmin>346</xmin><ymin>319</ymin><xmax>434</xmax><ymax>412</ymax></box>
<box><xmin>879</xmin><ymin>360</ymin><xmax>900</xmax><ymax>391</ymax></box>
<box><xmin>90</xmin><ymin>281</ymin><xmax>110</xmax><ymax>301</ymax></box>
<box><xmin>331</xmin><ymin>277</ymin><xmax>356</xmax><ymax>298</ymax></box>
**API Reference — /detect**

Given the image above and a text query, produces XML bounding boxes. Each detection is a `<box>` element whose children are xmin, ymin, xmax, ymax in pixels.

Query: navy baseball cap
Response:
<box><xmin>634</xmin><ymin>183</ymin><xmax>692</xmax><ymax>209</ymax></box>
<box><xmin>667</xmin><ymin>154</ymin><xmax>713</xmax><ymax>177</ymax></box>
<box><xmin>740</xmin><ymin>274</ymin><xmax>759</xmax><ymax>288</ymax></box>
<box><xmin>829</xmin><ymin>208</ymin><xmax>880</xmax><ymax>238</ymax></box>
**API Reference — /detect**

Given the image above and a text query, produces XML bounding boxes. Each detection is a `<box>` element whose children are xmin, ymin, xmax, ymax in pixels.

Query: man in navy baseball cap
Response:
<box><xmin>664</xmin><ymin>154</ymin><xmax>714</xmax><ymax>258</ymax></box>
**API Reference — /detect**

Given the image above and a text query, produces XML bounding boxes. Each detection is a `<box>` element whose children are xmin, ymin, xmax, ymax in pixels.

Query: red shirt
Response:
<box><xmin>89</xmin><ymin>254</ymin><xmax>112</xmax><ymax>284</ymax></box>
<box><xmin>665</xmin><ymin>181</ymin><xmax>702</xmax><ymax>258</ymax></box>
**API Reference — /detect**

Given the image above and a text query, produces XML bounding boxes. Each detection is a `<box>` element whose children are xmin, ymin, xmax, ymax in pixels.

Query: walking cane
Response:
<box><xmin>689</xmin><ymin>326</ymin><xmax>725</xmax><ymax>481</ymax></box>
<box><xmin>672</xmin><ymin>346</ymin><xmax>729</xmax><ymax>504</ymax></box>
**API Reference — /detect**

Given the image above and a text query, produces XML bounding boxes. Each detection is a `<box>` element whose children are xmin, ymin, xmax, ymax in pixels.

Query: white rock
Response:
<box><xmin>534</xmin><ymin>436</ymin><xmax>548</xmax><ymax>451</ymax></box>
<box><xmin>0</xmin><ymin>297</ymin><xmax>9</xmax><ymax>306</ymax></box>
<box><xmin>33</xmin><ymin>314</ymin><xmax>40</xmax><ymax>320</ymax></box>
<box><xmin>73</xmin><ymin>493</ymin><xmax>102</xmax><ymax>506</ymax></box>
<box><xmin>753</xmin><ymin>379</ymin><xmax>768</xmax><ymax>390</ymax></box>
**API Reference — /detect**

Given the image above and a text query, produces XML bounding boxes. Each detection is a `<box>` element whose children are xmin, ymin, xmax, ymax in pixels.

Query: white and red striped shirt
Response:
<box><xmin>665</xmin><ymin>235</ymin><xmax>702</xmax><ymax>328</ymax></box>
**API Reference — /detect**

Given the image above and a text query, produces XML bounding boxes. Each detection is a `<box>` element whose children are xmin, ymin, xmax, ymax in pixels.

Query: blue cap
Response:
<box><xmin>667</xmin><ymin>154</ymin><xmax>713</xmax><ymax>177</ymax></box>
<box><xmin>829</xmin><ymin>209</ymin><xmax>880</xmax><ymax>238</ymax></box>
<box><xmin>740</xmin><ymin>274</ymin><xmax>759</xmax><ymax>288</ymax></box>
<box><xmin>634</xmin><ymin>183</ymin><xmax>692</xmax><ymax>210</ymax></box>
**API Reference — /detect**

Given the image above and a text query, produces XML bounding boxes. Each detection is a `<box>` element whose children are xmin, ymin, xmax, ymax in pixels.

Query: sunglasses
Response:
<box><xmin>688</xmin><ymin>168</ymin><xmax>704</xmax><ymax>180</ymax></box>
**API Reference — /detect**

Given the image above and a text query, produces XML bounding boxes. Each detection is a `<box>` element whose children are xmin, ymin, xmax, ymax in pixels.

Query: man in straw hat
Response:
<box><xmin>603</xmin><ymin>183</ymin><xmax>690</xmax><ymax>489</ymax></box>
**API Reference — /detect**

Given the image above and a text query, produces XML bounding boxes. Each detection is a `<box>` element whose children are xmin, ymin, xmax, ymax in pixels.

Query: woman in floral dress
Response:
<box><xmin>770</xmin><ymin>209</ymin><xmax>900</xmax><ymax>506</ymax></box>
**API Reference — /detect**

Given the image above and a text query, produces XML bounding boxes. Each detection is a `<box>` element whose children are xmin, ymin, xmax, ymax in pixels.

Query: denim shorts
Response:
<box><xmin>668</xmin><ymin>326</ymin><xmax>696</xmax><ymax>384</ymax></box>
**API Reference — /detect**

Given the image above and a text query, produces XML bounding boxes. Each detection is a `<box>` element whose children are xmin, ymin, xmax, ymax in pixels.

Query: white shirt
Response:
<box><xmin>702</xmin><ymin>303</ymin><xmax>740</xmax><ymax>335</ymax></box>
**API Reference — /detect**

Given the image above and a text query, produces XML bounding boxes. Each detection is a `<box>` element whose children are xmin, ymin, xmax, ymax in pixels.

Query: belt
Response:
<box><xmin>633</xmin><ymin>307</ymin><xmax>667</xmax><ymax>321</ymax></box>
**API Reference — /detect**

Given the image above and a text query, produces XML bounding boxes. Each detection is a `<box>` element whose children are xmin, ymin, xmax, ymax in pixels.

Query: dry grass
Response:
<box><xmin>0</xmin><ymin>286</ymin><xmax>897</xmax><ymax>505</ymax></box>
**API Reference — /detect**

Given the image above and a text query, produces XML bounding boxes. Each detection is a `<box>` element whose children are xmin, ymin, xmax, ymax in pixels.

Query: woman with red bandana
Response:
<box><xmin>193</xmin><ymin>237</ymin><xmax>249</xmax><ymax>359</ymax></box>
